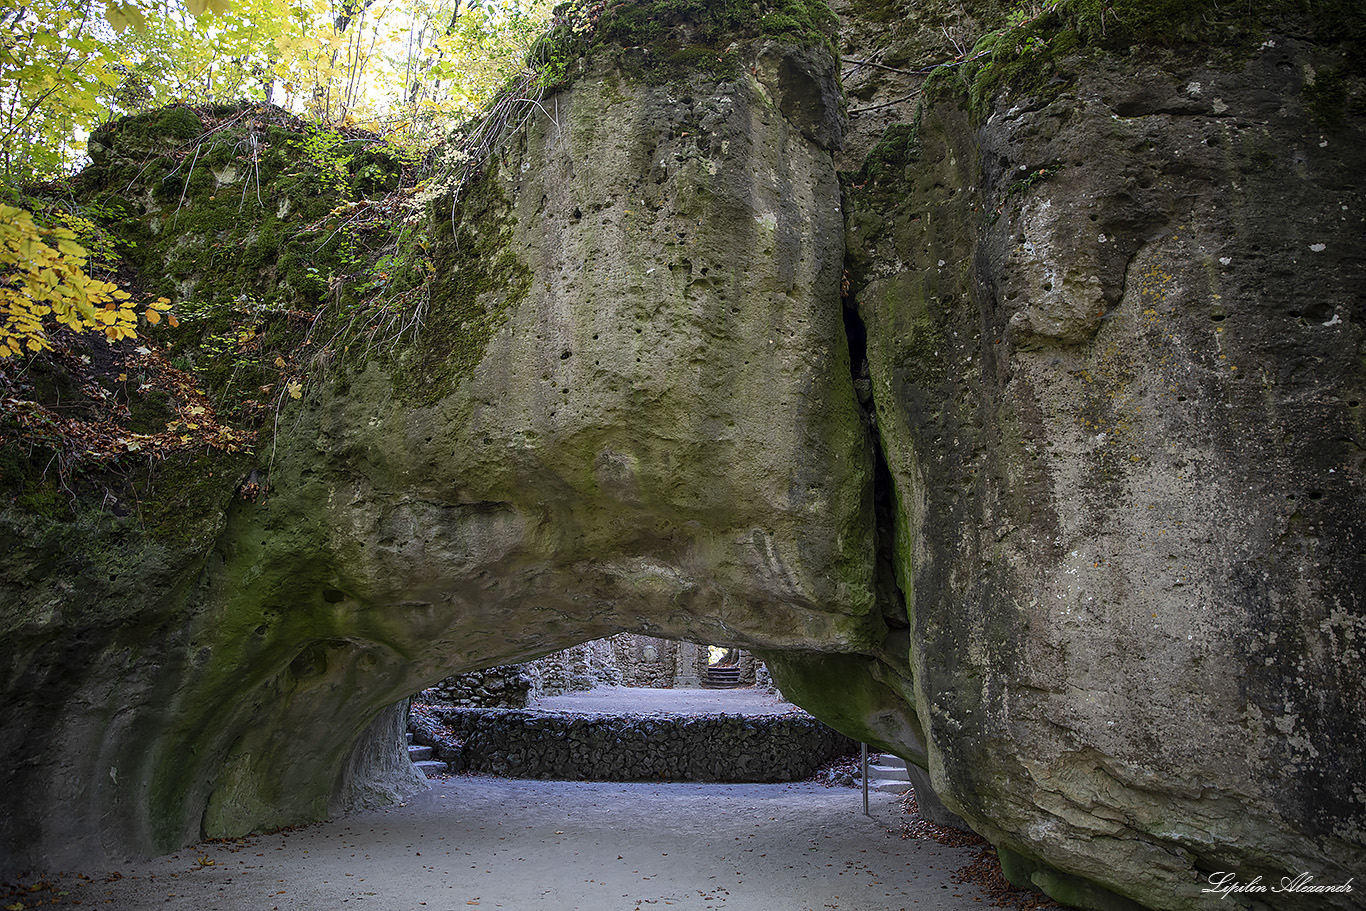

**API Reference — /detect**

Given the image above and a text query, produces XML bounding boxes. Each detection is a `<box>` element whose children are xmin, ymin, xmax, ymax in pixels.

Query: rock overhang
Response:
<box><xmin>1</xmin><ymin>7</ymin><xmax>906</xmax><ymax>875</ymax></box>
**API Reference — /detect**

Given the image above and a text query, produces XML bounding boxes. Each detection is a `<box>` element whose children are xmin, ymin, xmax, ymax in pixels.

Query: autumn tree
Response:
<box><xmin>0</xmin><ymin>0</ymin><xmax>548</xmax><ymax>357</ymax></box>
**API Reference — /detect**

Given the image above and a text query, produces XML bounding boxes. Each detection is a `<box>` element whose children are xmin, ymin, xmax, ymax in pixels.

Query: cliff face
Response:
<box><xmin>1</xmin><ymin>1</ymin><xmax>1364</xmax><ymax>909</ymax></box>
<box><xmin>1</xmin><ymin>9</ymin><xmax>891</xmax><ymax>875</ymax></box>
<box><xmin>841</xmin><ymin>3</ymin><xmax>1366</xmax><ymax>907</ymax></box>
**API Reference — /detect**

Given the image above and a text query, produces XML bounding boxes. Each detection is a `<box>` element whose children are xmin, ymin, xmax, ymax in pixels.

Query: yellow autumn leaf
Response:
<box><xmin>55</xmin><ymin>238</ymin><xmax>86</xmax><ymax>258</ymax></box>
<box><xmin>105</xmin><ymin>0</ymin><xmax>148</xmax><ymax>33</ymax></box>
<box><xmin>287</xmin><ymin>380</ymin><xmax>303</xmax><ymax>399</ymax></box>
<box><xmin>145</xmin><ymin>308</ymin><xmax>160</xmax><ymax>324</ymax></box>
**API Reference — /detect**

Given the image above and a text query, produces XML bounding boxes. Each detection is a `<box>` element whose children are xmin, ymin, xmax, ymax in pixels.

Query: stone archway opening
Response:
<box><xmin>707</xmin><ymin>646</ymin><xmax>739</xmax><ymax>666</ymax></box>
<box><xmin>403</xmin><ymin>633</ymin><xmax>857</xmax><ymax>784</ymax></box>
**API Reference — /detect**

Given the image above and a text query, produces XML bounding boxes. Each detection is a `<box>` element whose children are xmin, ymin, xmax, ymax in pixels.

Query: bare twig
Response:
<box><xmin>848</xmin><ymin>50</ymin><xmax>992</xmax><ymax>115</ymax></box>
<box><xmin>172</xmin><ymin>142</ymin><xmax>202</xmax><ymax>220</ymax></box>
<box><xmin>842</xmin><ymin>58</ymin><xmax>940</xmax><ymax>77</ymax></box>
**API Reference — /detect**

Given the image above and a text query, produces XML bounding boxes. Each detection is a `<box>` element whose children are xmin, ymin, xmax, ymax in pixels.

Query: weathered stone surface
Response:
<box><xmin>846</xmin><ymin>28</ymin><xmax>1366</xmax><ymax>911</ymax></box>
<box><xmin>0</xmin><ymin>22</ymin><xmax>877</xmax><ymax>876</ymax></box>
<box><xmin>1</xmin><ymin>4</ymin><xmax>1363</xmax><ymax>910</ymax></box>
<box><xmin>330</xmin><ymin>699</ymin><xmax>428</xmax><ymax>815</ymax></box>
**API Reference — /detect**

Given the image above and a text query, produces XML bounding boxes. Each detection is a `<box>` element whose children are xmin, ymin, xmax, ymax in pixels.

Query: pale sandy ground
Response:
<box><xmin>526</xmin><ymin>686</ymin><xmax>804</xmax><ymax>716</ymax></box>
<box><xmin>12</xmin><ymin>777</ymin><xmax>995</xmax><ymax>911</ymax></box>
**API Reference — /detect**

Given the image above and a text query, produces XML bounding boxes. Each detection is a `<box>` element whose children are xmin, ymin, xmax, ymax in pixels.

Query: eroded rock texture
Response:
<box><xmin>1</xmin><ymin>2</ymin><xmax>1363</xmax><ymax>910</ymax></box>
<box><xmin>844</xmin><ymin>19</ymin><xmax>1366</xmax><ymax>911</ymax></box>
<box><xmin>0</xmin><ymin>12</ymin><xmax>882</xmax><ymax>876</ymax></box>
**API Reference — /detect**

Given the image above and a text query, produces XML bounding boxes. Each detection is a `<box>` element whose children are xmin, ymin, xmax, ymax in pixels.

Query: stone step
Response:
<box><xmin>701</xmin><ymin>666</ymin><xmax>742</xmax><ymax>689</ymax></box>
<box><xmin>408</xmin><ymin>744</ymin><xmax>434</xmax><ymax>762</ymax></box>
<box><xmin>406</xmin><ymin>732</ymin><xmax>413</xmax><ymax>744</ymax></box>
<box><xmin>413</xmin><ymin>759</ymin><xmax>448</xmax><ymax>778</ymax></box>
<box><xmin>868</xmin><ymin>762</ymin><xmax>910</xmax><ymax>780</ymax></box>
<box><xmin>856</xmin><ymin>755</ymin><xmax>912</xmax><ymax>792</ymax></box>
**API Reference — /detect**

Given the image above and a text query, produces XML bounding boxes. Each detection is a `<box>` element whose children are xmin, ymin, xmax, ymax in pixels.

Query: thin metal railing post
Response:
<box><xmin>861</xmin><ymin>742</ymin><xmax>869</xmax><ymax>816</ymax></box>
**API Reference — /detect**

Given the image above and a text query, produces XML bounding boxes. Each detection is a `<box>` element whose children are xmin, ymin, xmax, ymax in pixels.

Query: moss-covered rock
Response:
<box><xmin>542</xmin><ymin>0</ymin><xmax>839</xmax><ymax>86</ymax></box>
<box><xmin>74</xmin><ymin>106</ymin><xmax>424</xmax><ymax>428</ymax></box>
<box><xmin>4</xmin><ymin>4</ymin><xmax>1362</xmax><ymax>910</ymax></box>
<box><xmin>0</xmin><ymin>18</ymin><xmax>877</xmax><ymax>876</ymax></box>
<box><xmin>843</xmin><ymin>3</ymin><xmax>1366</xmax><ymax>908</ymax></box>
<box><xmin>393</xmin><ymin>175</ymin><xmax>532</xmax><ymax>404</ymax></box>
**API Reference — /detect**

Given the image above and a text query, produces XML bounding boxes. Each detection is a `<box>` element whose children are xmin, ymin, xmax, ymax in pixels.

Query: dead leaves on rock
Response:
<box><xmin>898</xmin><ymin>792</ymin><xmax>1065</xmax><ymax>910</ymax></box>
<box><xmin>2</xmin><ymin>342</ymin><xmax>254</xmax><ymax>463</ymax></box>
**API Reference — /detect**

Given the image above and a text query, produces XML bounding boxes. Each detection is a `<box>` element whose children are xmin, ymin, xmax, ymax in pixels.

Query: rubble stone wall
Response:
<box><xmin>412</xmin><ymin>705</ymin><xmax>854</xmax><ymax>782</ymax></box>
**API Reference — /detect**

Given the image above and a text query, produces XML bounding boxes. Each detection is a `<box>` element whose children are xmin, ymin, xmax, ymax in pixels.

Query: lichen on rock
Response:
<box><xmin>842</xmin><ymin>5</ymin><xmax>1366</xmax><ymax>909</ymax></box>
<box><xmin>1</xmin><ymin>2</ymin><xmax>883</xmax><ymax>876</ymax></box>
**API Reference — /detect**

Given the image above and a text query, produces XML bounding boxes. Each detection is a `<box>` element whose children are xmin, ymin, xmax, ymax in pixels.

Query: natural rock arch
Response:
<box><xmin>1</xmin><ymin>22</ymin><xmax>918</xmax><ymax>878</ymax></box>
<box><xmin>2</xmin><ymin>4</ymin><xmax>1364</xmax><ymax>911</ymax></box>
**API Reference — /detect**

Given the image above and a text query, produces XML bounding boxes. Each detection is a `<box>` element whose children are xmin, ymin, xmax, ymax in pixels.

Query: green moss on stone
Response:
<box><xmin>138</xmin><ymin>449</ymin><xmax>248</xmax><ymax>547</ymax></box>
<box><xmin>391</xmin><ymin>175</ymin><xmax>531</xmax><ymax>405</ymax></box>
<box><xmin>75</xmin><ymin>106</ymin><xmax>419</xmax><ymax>422</ymax></box>
<box><xmin>856</xmin><ymin>120</ymin><xmax>920</xmax><ymax>191</ymax></box>
<box><xmin>14</xmin><ymin>479</ymin><xmax>68</xmax><ymax>520</ymax></box>
<box><xmin>88</xmin><ymin>106</ymin><xmax>204</xmax><ymax>164</ymax></box>
<box><xmin>763</xmin><ymin>651</ymin><xmax>924</xmax><ymax>754</ymax></box>
<box><xmin>998</xmin><ymin>843</ymin><xmax>1153</xmax><ymax>911</ymax></box>
<box><xmin>940</xmin><ymin>0</ymin><xmax>1345</xmax><ymax>117</ymax></box>
<box><xmin>963</xmin><ymin>21</ymin><xmax>1082</xmax><ymax>115</ymax></box>
<box><xmin>546</xmin><ymin>0</ymin><xmax>837</xmax><ymax>86</ymax></box>
<box><xmin>759</xmin><ymin>0</ymin><xmax>839</xmax><ymax>44</ymax></box>
<box><xmin>1303</xmin><ymin>64</ymin><xmax>1360</xmax><ymax>128</ymax></box>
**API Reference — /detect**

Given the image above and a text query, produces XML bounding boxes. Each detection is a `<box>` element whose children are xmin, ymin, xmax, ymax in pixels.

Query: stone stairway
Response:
<box><xmin>863</xmin><ymin>754</ymin><xmax>913</xmax><ymax>793</ymax></box>
<box><xmin>700</xmin><ymin>665</ymin><xmax>742</xmax><ymax>688</ymax></box>
<box><xmin>407</xmin><ymin>731</ymin><xmax>448</xmax><ymax>778</ymax></box>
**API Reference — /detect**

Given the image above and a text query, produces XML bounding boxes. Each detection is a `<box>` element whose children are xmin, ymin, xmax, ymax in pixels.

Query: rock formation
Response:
<box><xmin>832</xmin><ymin>2</ymin><xmax>1366</xmax><ymax>908</ymax></box>
<box><xmin>1</xmin><ymin>1</ymin><xmax>1363</xmax><ymax>909</ymax></box>
<box><xmin>1</xmin><ymin>0</ymin><xmax>878</xmax><ymax>876</ymax></box>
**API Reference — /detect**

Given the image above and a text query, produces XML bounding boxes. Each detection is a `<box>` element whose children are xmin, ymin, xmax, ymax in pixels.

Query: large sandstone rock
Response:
<box><xmin>845</xmin><ymin>20</ymin><xmax>1366</xmax><ymax>911</ymax></box>
<box><xmin>0</xmin><ymin>23</ymin><xmax>881</xmax><ymax>873</ymax></box>
<box><xmin>1</xmin><ymin>4</ymin><xmax>1363</xmax><ymax>911</ymax></box>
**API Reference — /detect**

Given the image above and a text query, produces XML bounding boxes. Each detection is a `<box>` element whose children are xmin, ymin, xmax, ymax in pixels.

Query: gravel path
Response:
<box><xmin>526</xmin><ymin>685</ymin><xmax>806</xmax><ymax>716</ymax></box>
<box><xmin>10</xmin><ymin>777</ymin><xmax>996</xmax><ymax>911</ymax></box>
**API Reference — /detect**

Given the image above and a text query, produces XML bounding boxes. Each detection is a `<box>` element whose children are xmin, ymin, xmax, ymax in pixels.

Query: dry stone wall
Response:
<box><xmin>413</xmin><ymin>706</ymin><xmax>855</xmax><ymax>782</ymax></box>
<box><xmin>418</xmin><ymin>665</ymin><xmax>532</xmax><ymax>709</ymax></box>
<box><xmin>525</xmin><ymin>638</ymin><xmax>631</xmax><ymax>695</ymax></box>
